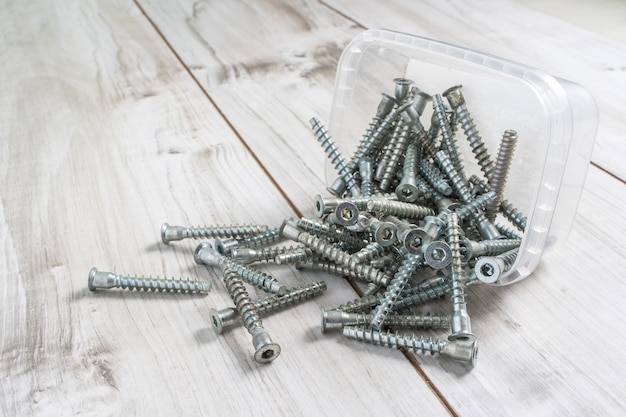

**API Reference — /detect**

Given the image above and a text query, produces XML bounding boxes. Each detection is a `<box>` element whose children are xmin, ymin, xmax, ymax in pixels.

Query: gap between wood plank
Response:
<box><xmin>132</xmin><ymin>1</ymin><xmax>460</xmax><ymax>415</ymax></box>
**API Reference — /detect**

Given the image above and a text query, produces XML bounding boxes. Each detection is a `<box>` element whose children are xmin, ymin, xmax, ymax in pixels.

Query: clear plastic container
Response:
<box><xmin>327</xmin><ymin>29</ymin><xmax>598</xmax><ymax>285</ymax></box>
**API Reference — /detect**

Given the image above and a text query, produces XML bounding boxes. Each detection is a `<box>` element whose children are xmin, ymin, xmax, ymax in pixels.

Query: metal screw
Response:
<box><xmin>210</xmin><ymin>281</ymin><xmax>327</xmax><ymax>334</ymax></box>
<box><xmin>221</xmin><ymin>266</ymin><xmax>280</xmax><ymax>363</ymax></box>
<box><xmin>322</xmin><ymin>309</ymin><xmax>450</xmax><ymax>332</ymax></box>
<box><xmin>310</xmin><ymin>117</ymin><xmax>361</xmax><ymax>197</ymax></box>
<box><xmin>343</xmin><ymin>326</ymin><xmax>477</xmax><ymax>366</ymax></box>
<box><xmin>474</xmin><ymin>247</ymin><xmax>519</xmax><ymax>283</ymax></box>
<box><xmin>194</xmin><ymin>242</ymin><xmax>287</xmax><ymax>295</ymax></box>
<box><xmin>484</xmin><ymin>129</ymin><xmax>518</xmax><ymax>221</ymax></box>
<box><xmin>160</xmin><ymin>223</ymin><xmax>267</xmax><ymax>244</ymax></box>
<box><xmin>88</xmin><ymin>267</ymin><xmax>211</xmax><ymax>293</ymax></box>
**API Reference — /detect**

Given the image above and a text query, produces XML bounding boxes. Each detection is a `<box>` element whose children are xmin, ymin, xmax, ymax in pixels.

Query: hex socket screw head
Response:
<box><xmin>442</xmin><ymin>84</ymin><xmax>465</xmax><ymax>109</ymax></box>
<box><xmin>332</xmin><ymin>202</ymin><xmax>359</xmax><ymax>227</ymax></box>
<box><xmin>474</xmin><ymin>257</ymin><xmax>504</xmax><ymax>284</ymax></box>
<box><xmin>251</xmin><ymin>327</ymin><xmax>281</xmax><ymax>363</ymax></box>
<box><xmin>424</xmin><ymin>241</ymin><xmax>453</xmax><ymax>269</ymax></box>
<box><xmin>441</xmin><ymin>338</ymin><xmax>478</xmax><ymax>367</ymax></box>
<box><xmin>393</xmin><ymin>77</ymin><xmax>414</xmax><ymax>102</ymax></box>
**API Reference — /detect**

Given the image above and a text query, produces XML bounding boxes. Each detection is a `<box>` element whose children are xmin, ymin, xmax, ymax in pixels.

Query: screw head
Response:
<box><xmin>474</xmin><ymin>257</ymin><xmax>501</xmax><ymax>284</ymax></box>
<box><xmin>88</xmin><ymin>267</ymin><xmax>98</xmax><ymax>291</ymax></box>
<box><xmin>334</xmin><ymin>202</ymin><xmax>358</xmax><ymax>227</ymax></box>
<box><xmin>424</xmin><ymin>241</ymin><xmax>453</xmax><ymax>269</ymax></box>
<box><xmin>209</xmin><ymin>308</ymin><xmax>224</xmax><ymax>334</ymax></box>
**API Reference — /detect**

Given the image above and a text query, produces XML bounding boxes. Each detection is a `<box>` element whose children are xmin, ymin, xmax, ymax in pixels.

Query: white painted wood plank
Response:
<box><xmin>134</xmin><ymin>0</ymin><xmax>365</xmax><ymax>212</ymax></box>
<box><xmin>0</xmin><ymin>1</ymin><xmax>450</xmax><ymax>416</ymax></box>
<box><xmin>324</xmin><ymin>0</ymin><xmax>626</xmax><ymax>182</ymax></box>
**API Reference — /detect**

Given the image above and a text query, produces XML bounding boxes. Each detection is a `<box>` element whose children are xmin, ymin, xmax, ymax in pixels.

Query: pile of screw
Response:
<box><xmin>88</xmin><ymin>77</ymin><xmax>527</xmax><ymax>368</ymax></box>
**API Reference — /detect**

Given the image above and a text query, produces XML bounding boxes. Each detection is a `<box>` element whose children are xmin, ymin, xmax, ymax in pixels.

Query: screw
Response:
<box><xmin>484</xmin><ymin>130</ymin><xmax>518</xmax><ymax>221</ymax></box>
<box><xmin>230</xmin><ymin>245</ymin><xmax>304</xmax><ymax>264</ymax></box>
<box><xmin>395</xmin><ymin>140</ymin><xmax>421</xmax><ymax>202</ymax></box>
<box><xmin>418</xmin><ymin>158</ymin><xmax>453</xmax><ymax>196</ymax></box>
<box><xmin>379</xmin><ymin>123</ymin><xmax>412</xmax><ymax>191</ymax></box>
<box><xmin>432</xmin><ymin>94</ymin><xmax>466</xmax><ymax>184</ymax></box>
<box><xmin>194</xmin><ymin>242</ymin><xmax>287</xmax><ymax>295</ymax></box>
<box><xmin>160</xmin><ymin>223</ymin><xmax>267</xmax><ymax>244</ymax></box>
<box><xmin>343</xmin><ymin>326</ymin><xmax>477</xmax><ymax>366</ymax></box>
<box><xmin>237</xmin><ymin>225</ymin><xmax>284</xmax><ymax>248</ymax></box>
<box><xmin>88</xmin><ymin>267</ymin><xmax>211</xmax><ymax>293</ymax></box>
<box><xmin>210</xmin><ymin>281</ymin><xmax>327</xmax><ymax>334</ymax></box>
<box><xmin>295</xmin><ymin>217</ymin><xmax>367</xmax><ymax>249</ymax></box>
<box><xmin>446</xmin><ymin>213</ymin><xmax>474</xmax><ymax>342</ymax></box>
<box><xmin>280</xmin><ymin>220</ymin><xmax>392</xmax><ymax>286</ymax></box>
<box><xmin>310</xmin><ymin>117</ymin><xmax>361</xmax><ymax>197</ymax></box>
<box><xmin>460</xmin><ymin>238</ymin><xmax>521</xmax><ymax>263</ymax></box>
<box><xmin>359</xmin><ymin>158</ymin><xmax>374</xmax><ymax>197</ymax></box>
<box><xmin>370</xmin><ymin>253</ymin><xmax>423</xmax><ymax>329</ymax></box>
<box><xmin>322</xmin><ymin>309</ymin><xmax>450</xmax><ymax>332</ymax></box>
<box><xmin>443</xmin><ymin>84</ymin><xmax>494</xmax><ymax>181</ymax></box>
<box><xmin>221</xmin><ymin>266</ymin><xmax>280</xmax><ymax>363</ymax></box>
<box><xmin>350</xmin><ymin>241</ymin><xmax>386</xmax><ymax>264</ymax></box>
<box><xmin>366</xmin><ymin>199</ymin><xmax>434</xmax><ymax>221</ymax></box>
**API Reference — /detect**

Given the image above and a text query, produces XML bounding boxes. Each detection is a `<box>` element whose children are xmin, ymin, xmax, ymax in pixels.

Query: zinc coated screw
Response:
<box><xmin>160</xmin><ymin>223</ymin><xmax>268</xmax><ymax>244</ymax></box>
<box><xmin>484</xmin><ymin>129</ymin><xmax>518</xmax><ymax>221</ymax></box>
<box><xmin>221</xmin><ymin>266</ymin><xmax>280</xmax><ymax>363</ymax></box>
<box><xmin>310</xmin><ymin>117</ymin><xmax>361</xmax><ymax>197</ymax></box>
<box><xmin>210</xmin><ymin>281</ymin><xmax>327</xmax><ymax>334</ymax></box>
<box><xmin>322</xmin><ymin>309</ymin><xmax>450</xmax><ymax>332</ymax></box>
<box><xmin>88</xmin><ymin>267</ymin><xmax>211</xmax><ymax>293</ymax></box>
<box><xmin>343</xmin><ymin>326</ymin><xmax>477</xmax><ymax>366</ymax></box>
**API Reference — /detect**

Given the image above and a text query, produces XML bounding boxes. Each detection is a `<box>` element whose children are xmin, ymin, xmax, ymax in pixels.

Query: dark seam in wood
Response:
<box><xmin>132</xmin><ymin>0</ymin><xmax>302</xmax><ymax>219</ymax></box>
<box><xmin>590</xmin><ymin>161</ymin><xmax>626</xmax><ymax>186</ymax></box>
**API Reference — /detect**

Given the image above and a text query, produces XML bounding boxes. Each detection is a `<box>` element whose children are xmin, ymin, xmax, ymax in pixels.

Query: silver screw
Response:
<box><xmin>194</xmin><ymin>242</ymin><xmax>287</xmax><ymax>295</ymax></box>
<box><xmin>446</xmin><ymin>213</ymin><xmax>475</xmax><ymax>342</ymax></box>
<box><xmin>443</xmin><ymin>84</ymin><xmax>494</xmax><ymax>181</ymax></box>
<box><xmin>88</xmin><ymin>267</ymin><xmax>211</xmax><ymax>293</ymax></box>
<box><xmin>366</xmin><ymin>199</ymin><xmax>434</xmax><ymax>221</ymax></box>
<box><xmin>395</xmin><ymin>140</ymin><xmax>421</xmax><ymax>202</ymax></box>
<box><xmin>484</xmin><ymin>129</ymin><xmax>518</xmax><ymax>222</ymax></box>
<box><xmin>370</xmin><ymin>253</ymin><xmax>423</xmax><ymax>329</ymax></box>
<box><xmin>359</xmin><ymin>158</ymin><xmax>374</xmax><ymax>197</ymax></box>
<box><xmin>160</xmin><ymin>223</ymin><xmax>267</xmax><ymax>244</ymax></box>
<box><xmin>322</xmin><ymin>309</ymin><xmax>450</xmax><ymax>332</ymax></box>
<box><xmin>432</xmin><ymin>94</ymin><xmax>466</xmax><ymax>184</ymax></box>
<box><xmin>221</xmin><ymin>266</ymin><xmax>280</xmax><ymax>363</ymax></box>
<box><xmin>310</xmin><ymin>117</ymin><xmax>361</xmax><ymax>197</ymax></box>
<box><xmin>474</xmin><ymin>247</ymin><xmax>519</xmax><ymax>283</ymax></box>
<box><xmin>343</xmin><ymin>326</ymin><xmax>477</xmax><ymax>366</ymax></box>
<box><xmin>210</xmin><ymin>281</ymin><xmax>327</xmax><ymax>334</ymax></box>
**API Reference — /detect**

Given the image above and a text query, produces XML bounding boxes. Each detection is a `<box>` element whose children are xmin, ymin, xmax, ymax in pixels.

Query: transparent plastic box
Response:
<box><xmin>327</xmin><ymin>29</ymin><xmax>598</xmax><ymax>285</ymax></box>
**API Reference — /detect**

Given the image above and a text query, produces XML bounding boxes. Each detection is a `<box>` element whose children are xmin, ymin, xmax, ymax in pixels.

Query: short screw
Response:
<box><xmin>88</xmin><ymin>267</ymin><xmax>211</xmax><ymax>293</ymax></box>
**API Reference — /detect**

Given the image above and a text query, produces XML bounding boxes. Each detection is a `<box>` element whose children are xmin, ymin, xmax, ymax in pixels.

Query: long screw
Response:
<box><xmin>484</xmin><ymin>130</ymin><xmax>518</xmax><ymax>221</ymax></box>
<box><xmin>221</xmin><ymin>266</ymin><xmax>280</xmax><ymax>363</ymax></box>
<box><xmin>343</xmin><ymin>326</ymin><xmax>477</xmax><ymax>366</ymax></box>
<box><xmin>210</xmin><ymin>281</ymin><xmax>327</xmax><ymax>334</ymax></box>
<box><xmin>160</xmin><ymin>223</ymin><xmax>267</xmax><ymax>244</ymax></box>
<box><xmin>310</xmin><ymin>117</ymin><xmax>361</xmax><ymax>197</ymax></box>
<box><xmin>322</xmin><ymin>309</ymin><xmax>450</xmax><ymax>332</ymax></box>
<box><xmin>88</xmin><ymin>267</ymin><xmax>211</xmax><ymax>293</ymax></box>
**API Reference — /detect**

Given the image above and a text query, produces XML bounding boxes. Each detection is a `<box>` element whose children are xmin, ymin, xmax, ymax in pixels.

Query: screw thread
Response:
<box><xmin>297</xmin><ymin>260</ymin><xmax>362</xmax><ymax>280</ymax></box>
<box><xmin>334</xmin><ymin>294</ymin><xmax>382</xmax><ymax>313</ymax></box>
<box><xmin>295</xmin><ymin>217</ymin><xmax>366</xmax><ymax>248</ymax></box>
<box><xmin>310</xmin><ymin>117</ymin><xmax>361</xmax><ymax>197</ymax></box>
<box><xmin>495</xmin><ymin>223</ymin><xmax>523</xmax><ymax>239</ymax></box>
<box><xmin>455</xmin><ymin>191</ymin><xmax>497</xmax><ymax>221</ymax></box>
<box><xmin>419</xmin><ymin>159</ymin><xmax>453</xmax><ymax>196</ymax></box>
<box><xmin>394</xmin><ymin>281</ymin><xmax>449</xmax><ymax>310</ymax></box>
<box><xmin>379</xmin><ymin>124</ymin><xmax>412</xmax><ymax>190</ymax></box>
<box><xmin>232</xmin><ymin>263</ymin><xmax>286</xmax><ymax>295</ymax></box>
<box><xmin>446</xmin><ymin>213</ymin><xmax>473</xmax><ymax>339</ymax></box>
<box><xmin>497</xmin><ymin>247</ymin><xmax>520</xmax><ymax>270</ymax></box>
<box><xmin>325</xmin><ymin>311</ymin><xmax>450</xmax><ymax>330</ymax></box>
<box><xmin>161</xmin><ymin>223</ymin><xmax>268</xmax><ymax>243</ymax></box>
<box><xmin>435</xmin><ymin>150</ymin><xmax>473</xmax><ymax>203</ymax></box>
<box><xmin>296</xmin><ymin>232</ymin><xmax>391</xmax><ymax>286</ymax></box>
<box><xmin>432</xmin><ymin>94</ymin><xmax>466</xmax><ymax>182</ymax></box>
<box><xmin>254</xmin><ymin>281</ymin><xmax>327</xmax><ymax>314</ymax></box>
<box><xmin>370</xmin><ymin>254</ymin><xmax>423</xmax><ymax>329</ymax></box>
<box><xmin>222</xmin><ymin>267</ymin><xmax>261</xmax><ymax>331</ymax></box>
<box><xmin>343</xmin><ymin>326</ymin><xmax>446</xmax><ymax>356</ymax></box>
<box><xmin>232</xmin><ymin>245</ymin><xmax>301</xmax><ymax>263</ymax></box>
<box><xmin>480</xmin><ymin>239</ymin><xmax>521</xmax><ymax>256</ymax></box>
<box><xmin>274</xmin><ymin>247</ymin><xmax>314</xmax><ymax>265</ymax></box>
<box><xmin>499</xmin><ymin>201</ymin><xmax>527</xmax><ymax>231</ymax></box>
<box><xmin>238</xmin><ymin>226</ymin><xmax>282</xmax><ymax>248</ymax></box>
<box><xmin>350</xmin><ymin>110</ymin><xmax>399</xmax><ymax>173</ymax></box>
<box><xmin>395</xmin><ymin>140</ymin><xmax>422</xmax><ymax>202</ymax></box>
<box><xmin>108</xmin><ymin>273</ymin><xmax>211</xmax><ymax>293</ymax></box>
<box><xmin>366</xmin><ymin>199</ymin><xmax>434</xmax><ymax>220</ymax></box>
<box><xmin>485</xmin><ymin>130</ymin><xmax>517</xmax><ymax>221</ymax></box>
<box><xmin>350</xmin><ymin>242</ymin><xmax>386</xmax><ymax>264</ymax></box>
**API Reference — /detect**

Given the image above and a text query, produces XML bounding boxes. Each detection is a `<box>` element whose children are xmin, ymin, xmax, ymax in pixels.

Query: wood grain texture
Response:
<box><xmin>135</xmin><ymin>0</ymin><xmax>364</xmax><ymax>212</ymax></box>
<box><xmin>324</xmin><ymin>0</ymin><xmax>626</xmax><ymax>183</ymax></box>
<box><xmin>0</xmin><ymin>1</ymin><xmax>451</xmax><ymax>416</ymax></box>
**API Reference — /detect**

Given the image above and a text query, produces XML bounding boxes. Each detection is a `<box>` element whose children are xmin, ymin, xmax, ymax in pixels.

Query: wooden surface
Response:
<box><xmin>1</xmin><ymin>1</ymin><xmax>625</xmax><ymax>416</ymax></box>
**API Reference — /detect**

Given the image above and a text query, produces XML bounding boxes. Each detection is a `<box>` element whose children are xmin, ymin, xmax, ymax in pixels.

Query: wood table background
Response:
<box><xmin>2</xmin><ymin>1</ymin><xmax>625</xmax><ymax>416</ymax></box>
